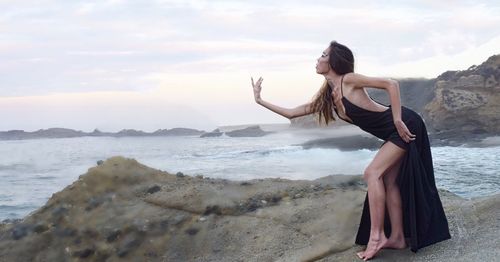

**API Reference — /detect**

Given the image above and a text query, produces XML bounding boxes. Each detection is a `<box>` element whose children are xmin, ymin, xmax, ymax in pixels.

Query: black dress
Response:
<box><xmin>333</xmin><ymin>74</ymin><xmax>451</xmax><ymax>252</ymax></box>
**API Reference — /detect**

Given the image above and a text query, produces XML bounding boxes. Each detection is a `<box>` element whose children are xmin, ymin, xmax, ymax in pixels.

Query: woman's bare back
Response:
<box><xmin>332</xmin><ymin>74</ymin><xmax>390</xmax><ymax>123</ymax></box>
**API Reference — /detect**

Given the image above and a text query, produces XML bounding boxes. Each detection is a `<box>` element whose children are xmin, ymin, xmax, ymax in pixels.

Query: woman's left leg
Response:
<box><xmin>382</xmin><ymin>157</ymin><xmax>407</xmax><ymax>249</ymax></box>
<box><xmin>356</xmin><ymin>141</ymin><xmax>406</xmax><ymax>261</ymax></box>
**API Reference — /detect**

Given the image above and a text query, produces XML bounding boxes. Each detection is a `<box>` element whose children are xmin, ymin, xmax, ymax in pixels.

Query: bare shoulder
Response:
<box><xmin>343</xmin><ymin>72</ymin><xmax>395</xmax><ymax>90</ymax></box>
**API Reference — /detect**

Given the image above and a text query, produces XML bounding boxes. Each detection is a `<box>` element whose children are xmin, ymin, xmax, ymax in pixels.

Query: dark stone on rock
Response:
<box><xmin>82</xmin><ymin>228</ymin><xmax>99</xmax><ymax>238</ymax></box>
<box><xmin>51</xmin><ymin>205</ymin><xmax>70</xmax><ymax>223</ymax></box>
<box><xmin>106</xmin><ymin>229</ymin><xmax>122</xmax><ymax>242</ymax></box>
<box><xmin>146</xmin><ymin>220</ymin><xmax>170</xmax><ymax>236</ymax></box>
<box><xmin>145</xmin><ymin>251</ymin><xmax>158</xmax><ymax>258</ymax></box>
<box><xmin>54</xmin><ymin>226</ymin><xmax>77</xmax><ymax>237</ymax></box>
<box><xmin>11</xmin><ymin>224</ymin><xmax>32</xmax><ymax>240</ymax></box>
<box><xmin>270</xmin><ymin>195</ymin><xmax>282</xmax><ymax>203</ymax></box>
<box><xmin>1</xmin><ymin>218</ymin><xmax>21</xmax><ymax>224</ymax></box>
<box><xmin>203</xmin><ymin>205</ymin><xmax>222</xmax><ymax>216</ymax></box>
<box><xmin>176</xmin><ymin>172</ymin><xmax>185</xmax><ymax>177</ymax></box>
<box><xmin>246</xmin><ymin>201</ymin><xmax>260</xmax><ymax>212</ymax></box>
<box><xmin>97</xmin><ymin>160</ymin><xmax>104</xmax><ymax>165</ymax></box>
<box><xmin>116</xmin><ymin>233</ymin><xmax>143</xmax><ymax>257</ymax></box>
<box><xmin>72</xmin><ymin>248</ymin><xmax>94</xmax><ymax>258</ymax></box>
<box><xmin>240</xmin><ymin>182</ymin><xmax>251</xmax><ymax>186</ymax></box>
<box><xmin>51</xmin><ymin>206</ymin><xmax>68</xmax><ymax>217</ymax></box>
<box><xmin>33</xmin><ymin>223</ymin><xmax>49</xmax><ymax>234</ymax></box>
<box><xmin>73</xmin><ymin>237</ymin><xmax>82</xmax><ymax>244</ymax></box>
<box><xmin>159</xmin><ymin>220</ymin><xmax>169</xmax><ymax>230</ymax></box>
<box><xmin>185</xmin><ymin>227</ymin><xmax>199</xmax><ymax>235</ymax></box>
<box><xmin>85</xmin><ymin>197</ymin><xmax>104</xmax><ymax>211</ymax></box>
<box><xmin>146</xmin><ymin>185</ymin><xmax>161</xmax><ymax>194</ymax></box>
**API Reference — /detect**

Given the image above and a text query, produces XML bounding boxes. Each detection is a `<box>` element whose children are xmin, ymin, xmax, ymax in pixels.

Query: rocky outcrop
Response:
<box><xmin>115</xmin><ymin>129</ymin><xmax>149</xmax><ymax>137</ymax></box>
<box><xmin>200</xmin><ymin>126</ymin><xmax>274</xmax><ymax>138</ymax></box>
<box><xmin>0</xmin><ymin>127</ymin><xmax>206</xmax><ymax>140</ymax></box>
<box><xmin>297</xmin><ymin>135</ymin><xmax>383</xmax><ymax>151</ymax></box>
<box><xmin>224</xmin><ymin>125</ymin><xmax>274</xmax><ymax>137</ymax></box>
<box><xmin>424</xmin><ymin>55</ymin><xmax>500</xmax><ymax>135</ymax></box>
<box><xmin>153</xmin><ymin>128</ymin><xmax>205</xmax><ymax>136</ymax></box>
<box><xmin>0</xmin><ymin>128</ymin><xmax>86</xmax><ymax>140</ymax></box>
<box><xmin>0</xmin><ymin>157</ymin><xmax>498</xmax><ymax>261</ymax></box>
<box><xmin>200</xmin><ymin>128</ymin><xmax>223</xmax><ymax>137</ymax></box>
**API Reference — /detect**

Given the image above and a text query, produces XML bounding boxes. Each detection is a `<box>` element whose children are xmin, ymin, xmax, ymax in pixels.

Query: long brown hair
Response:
<box><xmin>310</xmin><ymin>41</ymin><xmax>355</xmax><ymax>126</ymax></box>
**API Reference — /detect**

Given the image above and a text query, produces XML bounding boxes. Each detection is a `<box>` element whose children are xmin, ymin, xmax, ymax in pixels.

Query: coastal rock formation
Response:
<box><xmin>115</xmin><ymin>129</ymin><xmax>149</xmax><ymax>137</ymax></box>
<box><xmin>0</xmin><ymin>128</ymin><xmax>86</xmax><ymax>140</ymax></box>
<box><xmin>200</xmin><ymin>128</ymin><xmax>223</xmax><ymax>137</ymax></box>
<box><xmin>0</xmin><ymin>127</ymin><xmax>206</xmax><ymax>140</ymax></box>
<box><xmin>153</xmin><ymin>128</ymin><xmax>205</xmax><ymax>136</ymax></box>
<box><xmin>0</xmin><ymin>157</ymin><xmax>498</xmax><ymax>261</ymax></box>
<box><xmin>298</xmin><ymin>135</ymin><xmax>383</xmax><ymax>151</ymax></box>
<box><xmin>424</xmin><ymin>55</ymin><xmax>500</xmax><ymax>135</ymax></box>
<box><xmin>224</xmin><ymin>125</ymin><xmax>274</xmax><ymax>137</ymax></box>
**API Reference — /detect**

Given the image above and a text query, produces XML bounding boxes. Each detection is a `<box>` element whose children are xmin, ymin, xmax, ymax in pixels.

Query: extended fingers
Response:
<box><xmin>398</xmin><ymin>127</ymin><xmax>416</xmax><ymax>143</ymax></box>
<box><xmin>403</xmin><ymin>131</ymin><xmax>416</xmax><ymax>143</ymax></box>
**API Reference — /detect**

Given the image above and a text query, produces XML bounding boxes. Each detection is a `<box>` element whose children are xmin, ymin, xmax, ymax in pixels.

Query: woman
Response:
<box><xmin>251</xmin><ymin>41</ymin><xmax>451</xmax><ymax>261</ymax></box>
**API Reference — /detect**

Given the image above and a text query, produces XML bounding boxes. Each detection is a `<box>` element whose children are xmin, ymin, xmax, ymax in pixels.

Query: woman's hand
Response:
<box><xmin>395</xmin><ymin>119</ymin><xmax>416</xmax><ymax>143</ymax></box>
<box><xmin>251</xmin><ymin>76</ymin><xmax>263</xmax><ymax>103</ymax></box>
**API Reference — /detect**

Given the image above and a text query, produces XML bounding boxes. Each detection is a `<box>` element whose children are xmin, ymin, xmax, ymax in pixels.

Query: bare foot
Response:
<box><xmin>358</xmin><ymin>236</ymin><xmax>388</xmax><ymax>261</ymax></box>
<box><xmin>356</xmin><ymin>250</ymin><xmax>365</xmax><ymax>259</ymax></box>
<box><xmin>383</xmin><ymin>236</ymin><xmax>407</xmax><ymax>249</ymax></box>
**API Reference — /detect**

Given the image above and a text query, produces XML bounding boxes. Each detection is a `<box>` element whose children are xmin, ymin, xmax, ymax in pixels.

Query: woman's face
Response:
<box><xmin>315</xmin><ymin>46</ymin><xmax>331</xmax><ymax>75</ymax></box>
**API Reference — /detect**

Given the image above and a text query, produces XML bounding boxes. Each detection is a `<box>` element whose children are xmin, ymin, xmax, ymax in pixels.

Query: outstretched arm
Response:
<box><xmin>252</xmin><ymin>77</ymin><xmax>315</xmax><ymax>119</ymax></box>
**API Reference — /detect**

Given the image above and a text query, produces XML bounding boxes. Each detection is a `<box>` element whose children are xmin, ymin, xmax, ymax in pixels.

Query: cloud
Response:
<box><xmin>0</xmin><ymin>0</ymin><xmax>499</xmax><ymax>97</ymax></box>
<box><xmin>359</xmin><ymin>35</ymin><xmax>500</xmax><ymax>78</ymax></box>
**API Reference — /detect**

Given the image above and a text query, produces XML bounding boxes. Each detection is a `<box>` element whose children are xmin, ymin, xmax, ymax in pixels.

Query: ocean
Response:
<box><xmin>1</xmin><ymin>130</ymin><xmax>499</xmax><ymax>220</ymax></box>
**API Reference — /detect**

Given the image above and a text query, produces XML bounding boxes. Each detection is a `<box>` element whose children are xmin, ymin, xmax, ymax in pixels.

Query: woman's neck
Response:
<box><xmin>324</xmin><ymin>72</ymin><xmax>342</xmax><ymax>87</ymax></box>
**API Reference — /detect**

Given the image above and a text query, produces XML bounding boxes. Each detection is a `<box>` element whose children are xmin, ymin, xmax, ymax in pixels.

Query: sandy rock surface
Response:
<box><xmin>0</xmin><ymin>156</ymin><xmax>498</xmax><ymax>261</ymax></box>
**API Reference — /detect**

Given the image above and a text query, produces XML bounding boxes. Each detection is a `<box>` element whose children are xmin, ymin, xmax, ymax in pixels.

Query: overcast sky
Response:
<box><xmin>1</xmin><ymin>0</ymin><xmax>499</xmax><ymax>132</ymax></box>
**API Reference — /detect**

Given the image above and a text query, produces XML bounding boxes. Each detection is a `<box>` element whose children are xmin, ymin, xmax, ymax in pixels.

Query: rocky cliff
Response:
<box><xmin>0</xmin><ymin>157</ymin><xmax>498</xmax><ymax>261</ymax></box>
<box><xmin>424</xmin><ymin>55</ymin><xmax>500</xmax><ymax>135</ymax></box>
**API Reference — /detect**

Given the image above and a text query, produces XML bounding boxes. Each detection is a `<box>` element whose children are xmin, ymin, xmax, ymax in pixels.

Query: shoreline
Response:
<box><xmin>1</xmin><ymin>124</ymin><xmax>499</xmax><ymax>149</ymax></box>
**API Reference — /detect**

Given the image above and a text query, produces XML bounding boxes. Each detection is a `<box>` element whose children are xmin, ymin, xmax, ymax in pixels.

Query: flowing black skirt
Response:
<box><xmin>354</xmin><ymin>107</ymin><xmax>451</xmax><ymax>252</ymax></box>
